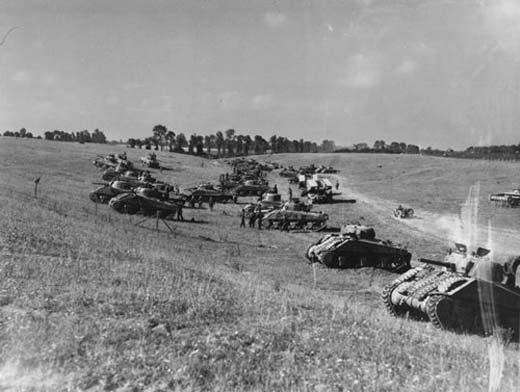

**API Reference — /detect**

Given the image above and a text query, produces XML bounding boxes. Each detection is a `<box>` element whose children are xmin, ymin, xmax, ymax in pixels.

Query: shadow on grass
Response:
<box><xmin>319</xmin><ymin>226</ymin><xmax>341</xmax><ymax>233</ymax></box>
<box><xmin>326</xmin><ymin>199</ymin><xmax>357</xmax><ymax>204</ymax></box>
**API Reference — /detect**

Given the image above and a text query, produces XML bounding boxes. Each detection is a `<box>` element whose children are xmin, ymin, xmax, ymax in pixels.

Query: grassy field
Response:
<box><xmin>2</xmin><ymin>138</ymin><xmax>520</xmax><ymax>391</ymax></box>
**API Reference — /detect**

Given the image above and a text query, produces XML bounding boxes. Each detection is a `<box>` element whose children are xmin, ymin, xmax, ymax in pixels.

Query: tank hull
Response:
<box><xmin>383</xmin><ymin>266</ymin><xmax>520</xmax><ymax>339</ymax></box>
<box><xmin>307</xmin><ymin>234</ymin><xmax>411</xmax><ymax>271</ymax></box>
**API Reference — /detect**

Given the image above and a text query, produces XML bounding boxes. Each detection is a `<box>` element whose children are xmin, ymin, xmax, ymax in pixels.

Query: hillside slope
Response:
<box><xmin>1</xmin><ymin>138</ymin><xmax>519</xmax><ymax>391</ymax></box>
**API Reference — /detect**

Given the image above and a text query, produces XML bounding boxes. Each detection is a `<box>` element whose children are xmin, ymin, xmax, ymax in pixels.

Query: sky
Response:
<box><xmin>1</xmin><ymin>0</ymin><xmax>520</xmax><ymax>149</ymax></box>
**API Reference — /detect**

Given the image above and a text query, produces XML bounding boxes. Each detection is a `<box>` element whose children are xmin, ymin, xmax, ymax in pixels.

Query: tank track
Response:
<box><xmin>382</xmin><ymin>267</ymin><xmax>428</xmax><ymax>316</ymax></box>
<box><xmin>426</xmin><ymin>277</ymin><xmax>473</xmax><ymax>332</ymax></box>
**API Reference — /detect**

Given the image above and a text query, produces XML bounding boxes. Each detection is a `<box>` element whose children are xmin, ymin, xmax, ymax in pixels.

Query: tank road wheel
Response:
<box><xmin>382</xmin><ymin>281</ymin><xmax>408</xmax><ymax>317</ymax></box>
<box><xmin>310</xmin><ymin>221</ymin><xmax>327</xmax><ymax>232</ymax></box>
<box><xmin>426</xmin><ymin>295</ymin><xmax>458</xmax><ymax>331</ymax></box>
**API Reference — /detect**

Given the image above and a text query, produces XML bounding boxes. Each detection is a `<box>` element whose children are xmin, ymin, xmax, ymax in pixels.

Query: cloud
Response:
<box><xmin>264</xmin><ymin>12</ymin><xmax>287</xmax><ymax>28</ymax></box>
<box><xmin>395</xmin><ymin>58</ymin><xmax>417</xmax><ymax>74</ymax></box>
<box><xmin>340</xmin><ymin>53</ymin><xmax>381</xmax><ymax>88</ymax></box>
<box><xmin>13</xmin><ymin>70</ymin><xmax>31</xmax><ymax>83</ymax></box>
<box><xmin>481</xmin><ymin>0</ymin><xmax>520</xmax><ymax>58</ymax></box>
<box><xmin>251</xmin><ymin>94</ymin><xmax>275</xmax><ymax>110</ymax></box>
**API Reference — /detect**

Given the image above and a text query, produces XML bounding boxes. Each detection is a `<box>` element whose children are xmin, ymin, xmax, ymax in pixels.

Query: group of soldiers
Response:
<box><xmin>240</xmin><ymin>206</ymin><xmax>263</xmax><ymax>229</ymax></box>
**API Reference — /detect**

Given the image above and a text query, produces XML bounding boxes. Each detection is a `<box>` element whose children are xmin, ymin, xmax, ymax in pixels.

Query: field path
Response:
<box><xmin>334</xmin><ymin>172</ymin><xmax>520</xmax><ymax>257</ymax></box>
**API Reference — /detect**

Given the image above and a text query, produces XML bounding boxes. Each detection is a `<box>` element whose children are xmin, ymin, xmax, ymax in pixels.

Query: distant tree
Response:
<box><xmin>3</xmin><ymin>130</ymin><xmax>13</xmax><ymax>137</ymax></box>
<box><xmin>175</xmin><ymin>133</ymin><xmax>187</xmax><ymax>152</ymax></box>
<box><xmin>254</xmin><ymin>135</ymin><xmax>268</xmax><ymax>154</ymax></box>
<box><xmin>128</xmin><ymin>138</ymin><xmax>136</xmax><ymax>148</ymax></box>
<box><xmin>373</xmin><ymin>140</ymin><xmax>386</xmax><ymax>151</ymax></box>
<box><xmin>195</xmin><ymin>135</ymin><xmax>204</xmax><ymax>155</ymax></box>
<box><xmin>215</xmin><ymin>131</ymin><xmax>224</xmax><ymax>156</ymax></box>
<box><xmin>236</xmin><ymin>134</ymin><xmax>244</xmax><ymax>155</ymax></box>
<box><xmin>152</xmin><ymin>124</ymin><xmax>167</xmax><ymax>151</ymax></box>
<box><xmin>91</xmin><ymin>129</ymin><xmax>106</xmax><ymax>143</ymax></box>
<box><xmin>321</xmin><ymin>139</ymin><xmax>336</xmax><ymax>152</ymax></box>
<box><xmin>26</xmin><ymin>132</ymin><xmax>33</xmax><ymax>138</ymax></box>
<box><xmin>243</xmin><ymin>135</ymin><xmax>252</xmax><ymax>155</ymax></box>
<box><xmin>188</xmin><ymin>134</ymin><xmax>196</xmax><ymax>154</ymax></box>
<box><xmin>225</xmin><ymin>129</ymin><xmax>235</xmax><ymax>155</ymax></box>
<box><xmin>269</xmin><ymin>135</ymin><xmax>277</xmax><ymax>153</ymax></box>
<box><xmin>204</xmin><ymin>135</ymin><xmax>211</xmax><ymax>154</ymax></box>
<box><xmin>166</xmin><ymin>130</ymin><xmax>176</xmax><ymax>152</ymax></box>
<box><xmin>406</xmin><ymin>144</ymin><xmax>419</xmax><ymax>154</ymax></box>
<box><xmin>19</xmin><ymin>128</ymin><xmax>27</xmax><ymax>138</ymax></box>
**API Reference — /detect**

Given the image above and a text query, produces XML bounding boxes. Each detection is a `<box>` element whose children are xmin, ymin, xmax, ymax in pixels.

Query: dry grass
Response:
<box><xmin>1</xmin><ymin>138</ymin><xmax>520</xmax><ymax>391</ymax></box>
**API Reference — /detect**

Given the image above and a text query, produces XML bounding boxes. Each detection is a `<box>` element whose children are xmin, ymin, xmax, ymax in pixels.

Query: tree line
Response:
<box><xmin>336</xmin><ymin>139</ymin><xmax>520</xmax><ymax>161</ymax></box>
<box><xmin>2</xmin><ymin>128</ymin><xmax>39</xmax><ymax>139</ymax></box>
<box><xmin>336</xmin><ymin>140</ymin><xmax>420</xmax><ymax>154</ymax></box>
<box><xmin>43</xmin><ymin>129</ymin><xmax>107</xmax><ymax>143</ymax></box>
<box><xmin>127</xmin><ymin>125</ymin><xmax>325</xmax><ymax>157</ymax></box>
<box><xmin>2</xmin><ymin>128</ymin><xmax>107</xmax><ymax>144</ymax></box>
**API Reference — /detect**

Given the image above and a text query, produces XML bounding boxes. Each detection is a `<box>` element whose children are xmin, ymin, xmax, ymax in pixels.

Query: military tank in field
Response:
<box><xmin>109</xmin><ymin>187</ymin><xmax>180</xmax><ymax>219</ymax></box>
<box><xmin>232</xmin><ymin>180</ymin><xmax>270</xmax><ymax>198</ymax></box>
<box><xmin>382</xmin><ymin>243</ymin><xmax>520</xmax><ymax>338</ymax></box>
<box><xmin>393</xmin><ymin>205</ymin><xmax>414</xmax><ymax>218</ymax></box>
<box><xmin>261</xmin><ymin>209</ymin><xmax>328</xmax><ymax>231</ymax></box>
<box><xmin>305</xmin><ymin>225</ymin><xmax>411</xmax><ymax>271</ymax></box>
<box><xmin>184</xmin><ymin>183</ymin><xmax>234</xmax><ymax>205</ymax></box>
<box><xmin>89</xmin><ymin>180</ymin><xmax>135</xmax><ymax>203</ymax></box>
<box><xmin>489</xmin><ymin>189</ymin><xmax>520</xmax><ymax>207</ymax></box>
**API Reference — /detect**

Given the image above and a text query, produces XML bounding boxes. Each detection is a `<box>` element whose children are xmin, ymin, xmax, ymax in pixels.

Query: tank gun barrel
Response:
<box><xmin>419</xmin><ymin>258</ymin><xmax>456</xmax><ymax>271</ymax></box>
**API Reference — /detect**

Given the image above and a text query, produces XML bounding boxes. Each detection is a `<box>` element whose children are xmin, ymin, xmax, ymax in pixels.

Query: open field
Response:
<box><xmin>2</xmin><ymin>138</ymin><xmax>520</xmax><ymax>391</ymax></box>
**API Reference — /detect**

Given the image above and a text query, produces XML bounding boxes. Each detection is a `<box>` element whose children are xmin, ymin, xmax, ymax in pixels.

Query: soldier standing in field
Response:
<box><xmin>249</xmin><ymin>211</ymin><xmax>257</xmax><ymax>228</ymax></box>
<box><xmin>240</xmin><ymin>209</ymin><xmax>246</xmax><ymax>228</ymax></box>
<box><xmin>209</xmin><ymin>196</ymin><xmax>215</xmax><ymax>211</ymax></box>
<box><xmin>257</xmin><ymin>210</ymin><xmax>263</xmax><ymax>230</ymax></box>
<box><xmin>288</xmin><ymin>187</ymin><xmax>293</xmax><ymax>201</ymax></box>
<box><xmin>176</xmin><ymin>204</ymin><xmax>184</xmax><ymax>221</ymax></box>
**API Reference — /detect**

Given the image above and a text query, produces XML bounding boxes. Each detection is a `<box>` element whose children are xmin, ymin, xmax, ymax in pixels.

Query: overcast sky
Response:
<box><xmin>1</xmin><ymin>0</ymin><xmax>520</xmax><ymax>149</ymax></box>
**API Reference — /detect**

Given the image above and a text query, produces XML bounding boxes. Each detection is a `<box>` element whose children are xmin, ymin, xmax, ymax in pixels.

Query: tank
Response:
<box><xmin>185</xmin><ymin>184</ymin><xmax>234</xmax><ymax>205</ymax></box>
<box><xmin>305</xmin><ymin>225</ymin><xmax>411</xmax><ymax>271</ymax></box>
<box><xmin>283</xmin><ymin>197</ymin><xmax>312</xmax><ymax>212</ymax></box>
<box><xmin>232</xmin><ymin>182</ymin><xmax>270</xmax><ymax>197</ymax></box>
<box><xmin>260</xmin><ymin>192</ymin><xmax>284</xmax><ymax>209</ymax></box>
<box><xmin>89</xmin><ymin>180</ymin><xmax>134</xmax><ymax>203</ymax></box>
<box><xmin>261</xmin><ymin>209</ymin><xmax>328</xmax><ymax>231</ymax></box>
<box><xmin>109</xmin><ymin>188</ymin><xmax>179</xmax><ymax>219</ymax></box>
<box><xmin>393</xmin><ymin>206</ymin><xmax>414</xmax><ymax>218</ymax></box>
<box><xmin>489</xmin><ymin>189</ymin><xmax>520</xmax><ymax>207</ymax></box>
<box><xmin>140</xmin><ymin>153</ymin><xmax>160</xmax><ymax>168</ymax></box>
<box><xmin>382</xmin><ymin>244</ymin><xmax>520</xmax><ymax>338</ymax></box>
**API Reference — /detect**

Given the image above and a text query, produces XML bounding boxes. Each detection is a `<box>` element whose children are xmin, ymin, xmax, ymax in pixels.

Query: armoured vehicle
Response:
<box><xmin>382</xmin><ymin>244</ymin><xmax>520</xmax><ymax>338</ymax></box>
<box><xmin>140</xmin><ymin>153</ymin><xmax>160</xmax><ymax>169</ymax></box>
<box><xmin>94</xmin><ymin>154</ymin><xmax>133</xmax><ymax>170</ymax></box>
<box><xmin>89</xmin><ymin>180</ymin><xmax>135</xmax><ymax>203</ymax></box>
<box><xmin>279</xmin><ymin>167</ymin><xmax>298</xmax><ymax>178</ymax></box>
<box><xmin>393</xmin><ymin>206</ymin><xmax>414</xmax><ymax>218</ymax></box>
<box><xmin>305</xmin><ymin>225</ymin><xmax>411</xmax><ymax>271</ymax></box>
<box><xmin>283</xmin><ymin>197</ymin><xmax>312</xmax><ymax>212</ymax></box>
<box><xmin>259</xmin><ymin>192</ymin><xmax>284</xmax><ymax>209</ymax></box>
<box><xmin>109</xmin><ymin>187</ymin><xmax>179</xmax><ymax>219</ymax></box>
<box><xmin>489</xmin><ymin>189</ymin><xmax>520</xmax><ymax>207</ymax></box>
<box><xmin>261</xmin><ymin>209</ymin><xmax>328</xmax><ymax>231</ymax></box>
<box><xmin>185</xmin><ymin>184</ymin><xmax>234</xmax><ymax>205</ymax></box>
<box><xmin>232</xmin><ymin>181</ymin><xmax>270</xmax><ymax>197</ymax></box>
